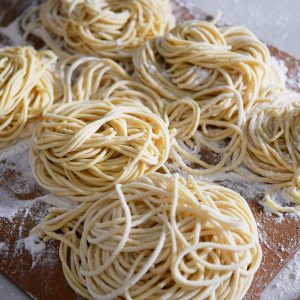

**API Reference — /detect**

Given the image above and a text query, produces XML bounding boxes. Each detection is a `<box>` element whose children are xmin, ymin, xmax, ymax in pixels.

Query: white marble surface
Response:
<box><xmin>189</xmin><ymin>0</ymin><xmax>300</xmax><ymax>59</ymax></box>
<box><xmin>0</xmin><ymin>0</ymin><xmax>299</xmax><ymax>299</ymax></box>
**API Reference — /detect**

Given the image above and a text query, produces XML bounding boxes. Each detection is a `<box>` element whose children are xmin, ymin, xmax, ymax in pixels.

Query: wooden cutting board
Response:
<box><xmin>0</xmin><ymin>1</ymin><xmax>299</xmax><ymax>299</ymax></box>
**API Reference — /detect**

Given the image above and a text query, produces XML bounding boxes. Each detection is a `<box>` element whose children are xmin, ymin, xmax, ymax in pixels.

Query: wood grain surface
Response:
<box><xmin>0</xmin><ymin>1</ymin><xmax>299</xmax><ymax>300</ymax></box>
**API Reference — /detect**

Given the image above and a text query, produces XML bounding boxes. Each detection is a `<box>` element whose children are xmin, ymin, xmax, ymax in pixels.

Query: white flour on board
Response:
<box><xmin>262</xmin><ymin>251</ymin><xmax>300</xmax><ymax>300</ymax></box>
<box><xmin>0</xmin><ymin>147</ymin><xmax>37</xmax><ymax>221</ymax></box>
<box><xmin>0</xmin><ymin>16</ymin><xmax>25</xmax><ymax>46</ymax></box>
<box><xmin>0</xmin><ymin>0</ymin><xmax>38</xmax><ymax>47</ymax></box>
<box><xmin>0</xmin><ymin>139</ymin><xmax>31</xmax><ymax>163</ymax></box>
<box><xmin>287</xmin><ymin>65</ymin><xmax>300</xmax><ymax>90</ymax></box>
<box><xmin>0</xmin><ymin>242</ymin><xmax>8</xmax><ymax>255</ymax></box>
<box><xmin>0</xmin><ymin>142</ymin><xmax>75</xmax><ymax>270</ymax></box>
<box><xmin>23</xmin><ymin>234</ymin><xmax>45</xmax><ymax>269</ymax></box>
<box><xmin>272</xmin><ymin>57</ymin><xmax>288</xmax><ymax>85</ymax></box>
<box><xmin>172</xmin><ymin>0</ymin><xmax>211</xmax><ymax>21</ymax></box>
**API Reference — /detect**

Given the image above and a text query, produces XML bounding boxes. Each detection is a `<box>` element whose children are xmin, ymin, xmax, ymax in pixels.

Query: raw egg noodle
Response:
<box><xmin>30</xmin><ymin>100</ymin><xmax>170</xmax><ymax>202</ymax></box>
<box><xmin>133</xmin><ymin>21</ymin><xmax>282</xmax><ymax>175</ymax></box>
<box><xmin>242</xmin><ymin>92</ymin><xmax>300</xmax><ymax>212</ymax></box>
<box><xmin>61</xmin><ymin>56</ymin><xmax>166</xmax><ymax>117</ymax></box>
<box><xmin>36</xmin><ymin>172</ymin><xmax>262</xmax><ymax>300</ymax></box>
<box><xmin>0</xmin><ymin>46</ymin><xmax>57</xmax><ymax>148</ymax></box>
<box><xmin>22</xmin><ymin>0</ymin><xmax>175</xmax><ymax>62</ymax></box>
<box><xmin>133</xmin><ymin>20</ymin><xmax>281</xmax><ymax>117</ymax></box>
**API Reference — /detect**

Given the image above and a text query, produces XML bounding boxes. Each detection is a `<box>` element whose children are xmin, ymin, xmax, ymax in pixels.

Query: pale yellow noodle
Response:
<box><xmin>242</xmin><ymin>92</ymin><xmax>300</xmax><ymax>212</ymax></box>
<box><xmin>60</xmin><ymin>56</ymin><xmax>166</xmax><ymax>117</ymax></box>
<box><xmin>22</xmin><ymin>0</ymin><xmax>175</xmax><ymax>64</ymax></box>
<box><xmin>133</xmin><ymin>20</ymin><xmax>282</xmax><ymax>175</ymax></box>
<box><xmin>0</xmin><ymin>46</ymin><xmax>57</xmax><ymax>148</ymax></box>
<box><xmin>164</xmin><ymin>95</ymin><xmax>247</xmax><ymax>175</ymax></box>
<box><xmin>134</xmin><ymin>20</ymin><xmax>281</xmax><ymax>119</ymax></box>
<box><xmin>36</xmin><ymin>172</ymin><xmax>262</xmax><ymax>300</ymax></box>
<box><xmin>30</xmin><ymin>100</ymin><xmax>170</xmax><ymax>201</ymax></box>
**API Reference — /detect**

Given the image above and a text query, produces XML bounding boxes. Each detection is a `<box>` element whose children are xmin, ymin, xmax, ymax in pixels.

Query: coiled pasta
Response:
<box><xmin>30</xmin><ymin>100</ymin><xmax>170</xmax><ymax>201</ymax></box>
<box><xmin>0</xmin><ymin>46</ymin><xmax>57</xmax><ymax>148</ymax></box>
<box><xmin>37</xmin><ymin>172</ymin><xmax>262</xmax><ymax>300</ymax></box>
<box><xmin>243</xmin><ymin>92</ymin><xmax>300</xmax><ymax>212</ymax></box>
<box><xmin>22</xmin><ymin>0</ymin><xmax>175</xmax><ymax>64</ymax></box>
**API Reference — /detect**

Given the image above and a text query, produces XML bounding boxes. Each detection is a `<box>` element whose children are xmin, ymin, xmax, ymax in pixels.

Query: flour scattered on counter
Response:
<box><xmin>287</xmin><ymin>65</ymin><xmax>300</xmax><ymax>90</ymax></box>
<box><xmin>0</xmin><ymin>16</ymin><xmax>25</xmax><ymax>46</ymax></box>
<box><xmin>37</xmin><ymin>194</ymin><xmax>77</xmax><ymax>209</ymax></box>
<box><xmin>13</xmin><ymin>232</ymin><xmax>46</xmax><ymax>269</ymax></box>
<box><xmin>205</xmin><ymin>171</ymin><xmax>267</xmax><ymax>200</ymax></box>
<box><xmin>0</xmin><ymin>242</ymin><xmax>8</xmax><ymax>254</ymax></box>
<box><xmin>172</xmin><ymin>0</ymin><xmax>211</xmax><ymax>22</ymax></box>
<box><xmin>0</xmin><ymin>190</ymin><xmax>36</xmax><ymax>222</ymax></box>
<box><xmin>23</xmin><ymin>234</ymin><xmax>45</xmax><ymax>268</ymax></box>
<box><xmin>262</xmin><ymin>251</ymin><xmax>300</xmax><ymax>300</ymax></box>
<box><xmin>0</xmin><ymin>139</ymin><xmax>30</xmax><ymax>161</ymax></box>
<box><xmin>272</xmin><ymin>57</ymin><xmax>288</xmax><ymax>86</ymax></box>
<box><xmin>0</xmin><ymin>0</ymin><xmax>39</xmax><ymax>47</ymax></box>
<box><xmin>0</xmin><ymin>147</ymin><xmax>43</xmax><ymax>221</ymax></box>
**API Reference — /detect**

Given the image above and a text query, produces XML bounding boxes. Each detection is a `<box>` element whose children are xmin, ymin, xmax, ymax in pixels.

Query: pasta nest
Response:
<box><xmin>134</xmin><ymin>20</ymin><xmax>281</xmax><ymax>122</ymax></box>
<box><xmin>60</xmin><ymin>57</ymin><xmax>246</xmax><ymax>176</ymax></box>
<box><xmin>23</xmin><ymin>0</ymin><xmax>174</xmax><ymax>62</ymax></box>
<box><xmin>61</xmin><ymin>56</ymin><xmax>166</xmax><ymax>117</ymax></box>
<box><xmin>38</xmin><ymin>172</ymin><xmax>262</xmax><ymax>300</ymax></box>
<box><xmin>0</xmin><ymin>46</ymin><xmax>57</xmax><ymax>148</ymax></box>
<box><xmin>243</xmin><ymin>92</ymin><xmax>300</xmax><ymax>212</ymax></box>
<box><xmin>245</xmin><ymin>93</ymin><xmax>300</xmax><ymax>183</ymax></box>
<box><xmin>30</xmin><ymin>100</ymin><xmax>170</xmax><ymax>201</ymax></box>
<box><xmin>165</xmin><ymin>97</ymin><xmax>247</xmax><ymax>175</ymax></box>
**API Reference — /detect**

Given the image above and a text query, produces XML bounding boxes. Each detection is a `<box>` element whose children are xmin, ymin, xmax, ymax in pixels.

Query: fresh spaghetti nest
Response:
<box><xmin>0</xmin><ymin>46</ymin><xmax>57</xmax><ymax>148</ymax></box>
<box><xmin>37</xmin><ymin>172</ymin><xmax>262</xmax><ymax>300</ymax></box>
<box><xmin>22</xmin><ymin>0</ymin><xmax>175</xmax><ymax>62</ymax></box>
<box><xmin>30</xmin><ymin>100</ymin><xmax>170</xmax><ymax>201</ymax></box>
<box><xmin>134</xmin><ymin>20</ymin><xmax>281</xmax><ymax>120</ymax></box>
<box><xmin>133</xmin><ymin>20</ymin><xmax>283</xmax><ymax>175</ymax></box>
<box><xmin>243</xmin><ymin>92</ymin><xmax>300</xmax><ymax>212</ymax></box>
<box><xmin>61</xmin><ymin>56</ymin><xmax>166</xmax><ymax>117</ymax></box>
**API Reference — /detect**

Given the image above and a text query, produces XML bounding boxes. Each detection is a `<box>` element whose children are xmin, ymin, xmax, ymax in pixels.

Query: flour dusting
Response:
<box><xmin>262</xmin><ymin>251</ymin><xmax>300</xmax><ymax>300</ymax></box>
<box><xmin>23</xmin><ymin>234</ymin><xmax>45</xmax><ymax>268</ymax></box>
<box><xmin>0</xmin><ymin>16</ymin><xmax>25</xmax><ymax>46</ymax></box>
<box><xmin>287</xmin><ymin>65</ymin><xmax>300</xmax><ymax>90</ymax></box>
<box><xmin>0</xmin><ymin>139</ymin><xmax>30</xmax><ymax>161</ymax></box>
<box><xmin>0</xmin><ymin>242</ymin><xmax>8</xmax><ymax>254</ymax></box>
<box><xmin>272</xmin><ymin>57</ymin><xmax>288</xmax><ymax>86</ymax></box>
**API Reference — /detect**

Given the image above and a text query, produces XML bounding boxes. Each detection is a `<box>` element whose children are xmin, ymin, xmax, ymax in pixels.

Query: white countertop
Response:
<box><xmin>189</xmin><ymin>0</ymin><xmax>300</xmax><ymax>59</ymax></box>
<box><xmin>0</xmin><ymin>0</ymin><xmax>299</xmax><ymax>299</ymax></box>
